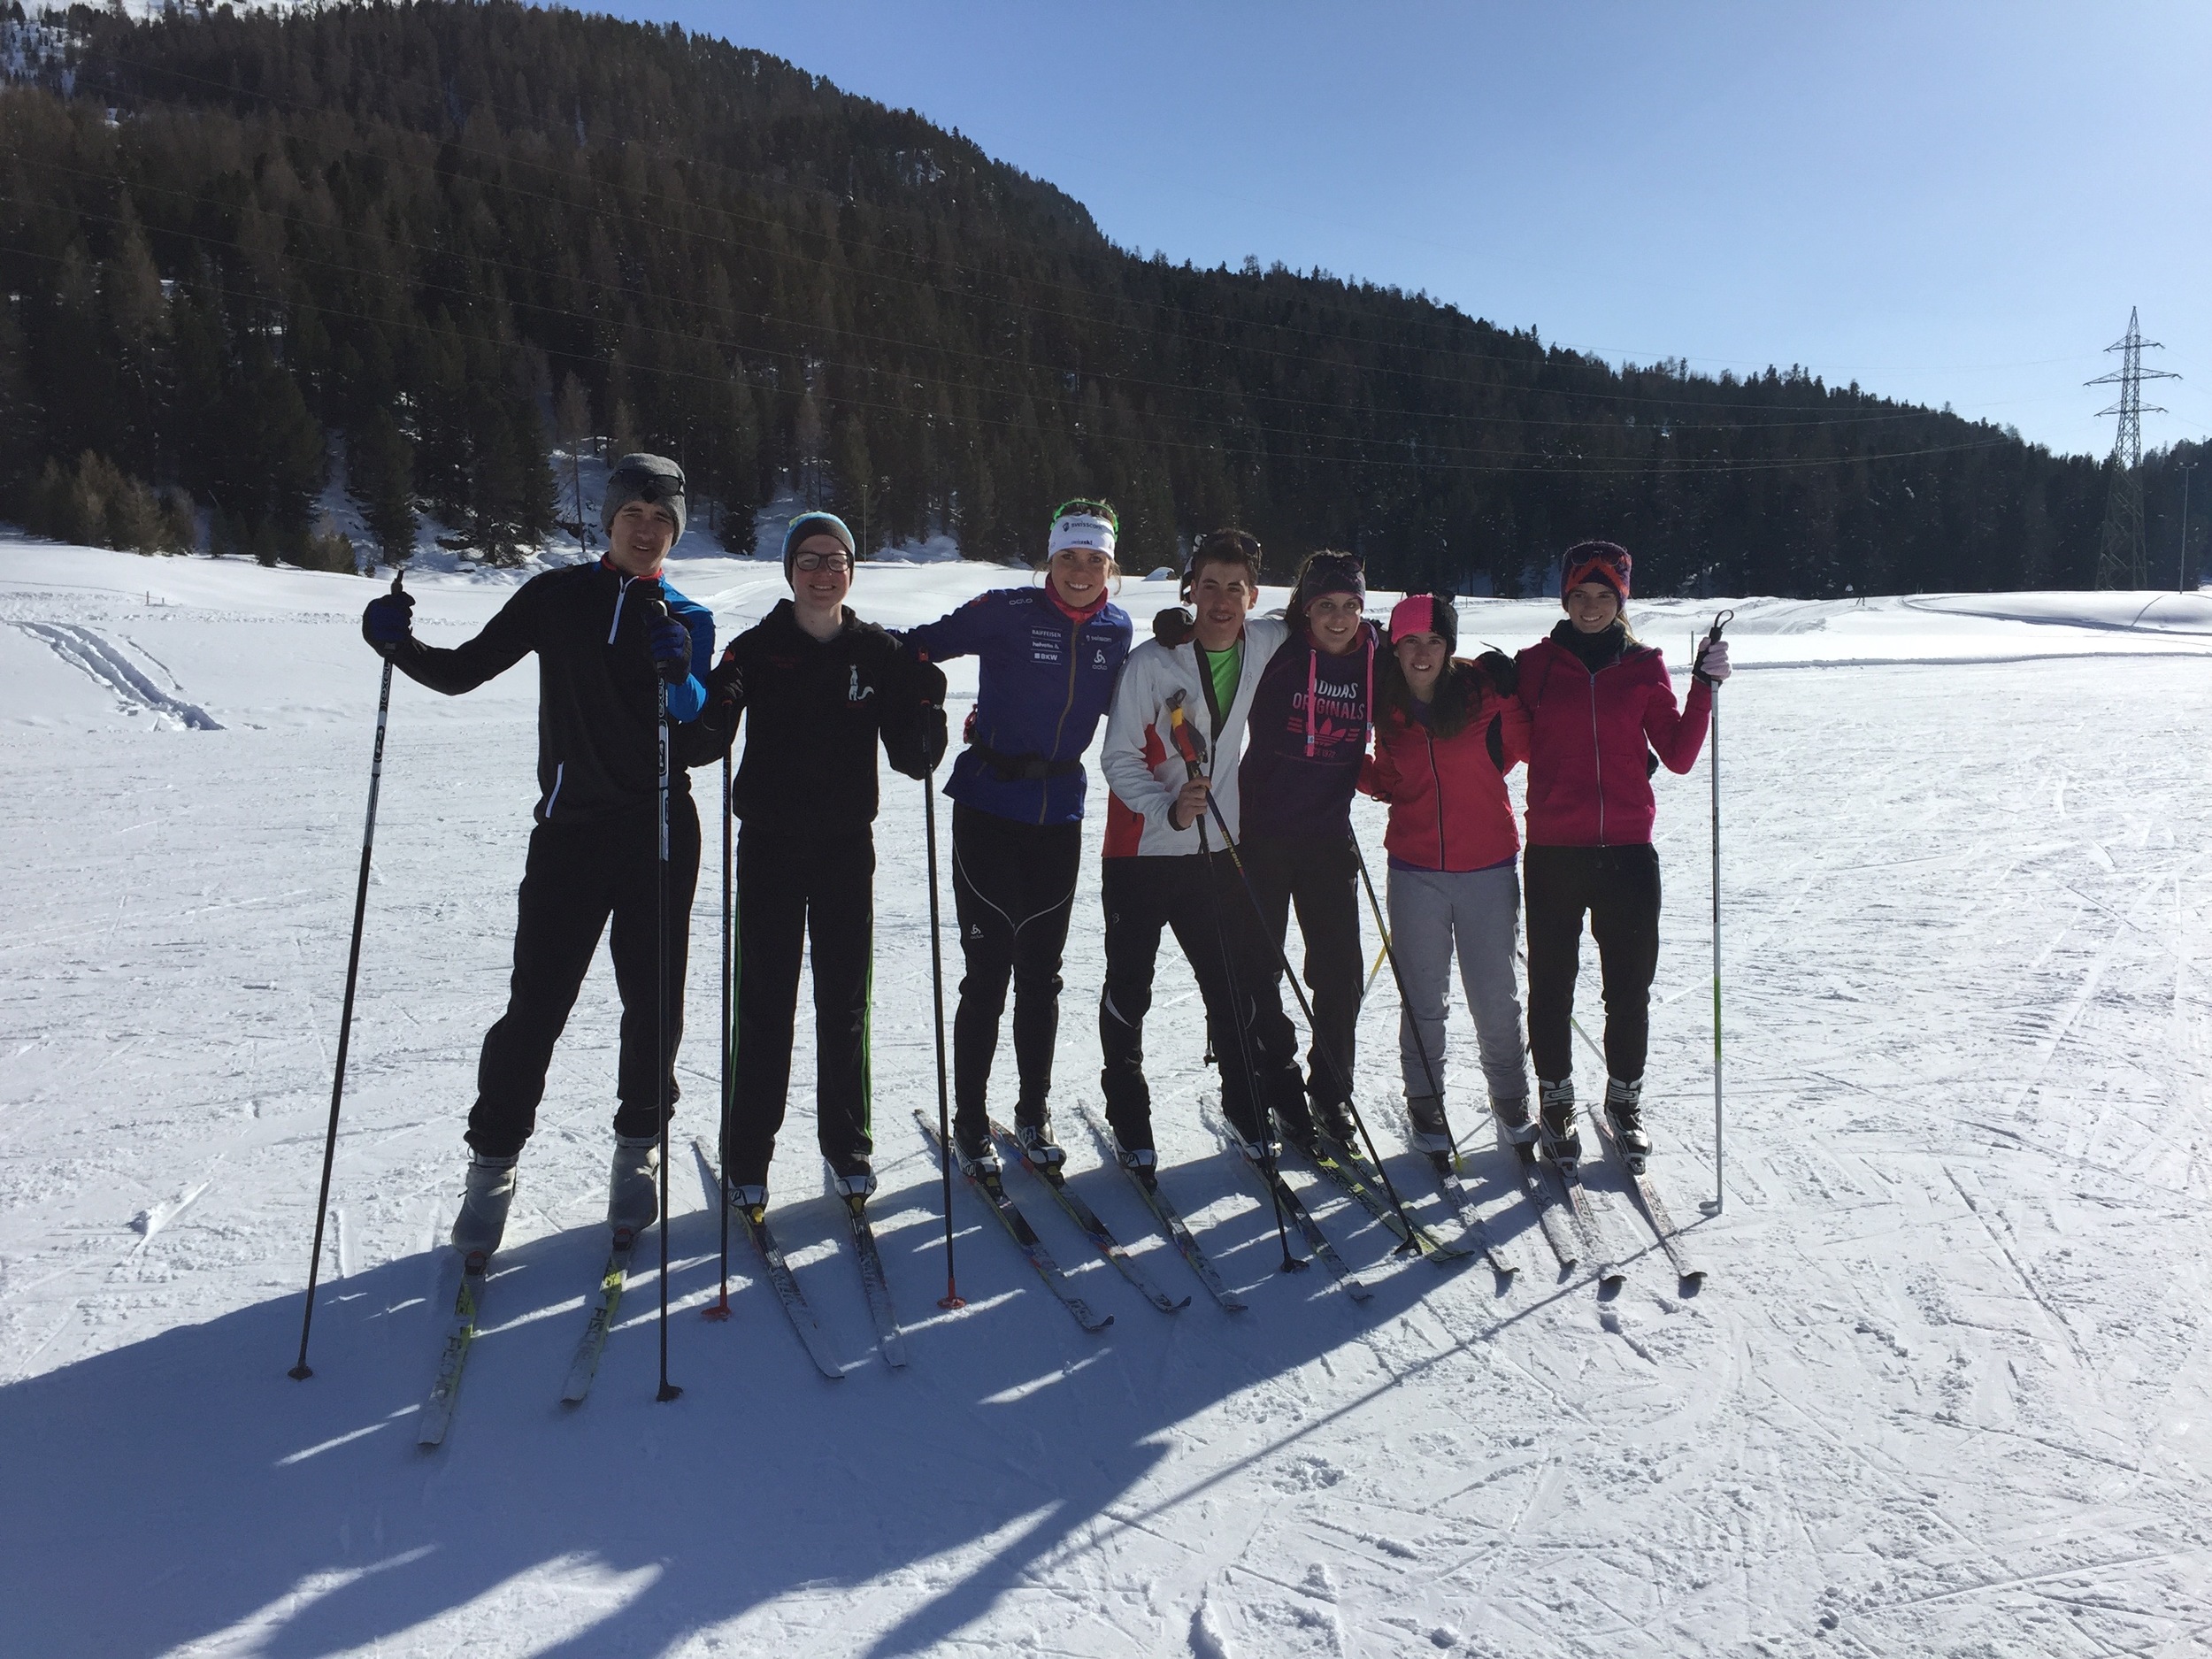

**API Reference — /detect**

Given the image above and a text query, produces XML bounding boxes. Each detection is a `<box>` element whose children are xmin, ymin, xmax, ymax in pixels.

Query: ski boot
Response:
<box><xmin>450</xmin><ymin>1152</ymin><xmax>518</xmax><ymax>1257</ymax></box>
<box><xmin>1311</xmin><ymin>1094</ymin><xmax>1359</xmax><ymax>1149</ymax></box>
<box><xmin>952</xmin><ymin>1120</ymin><xmax>1001</xmax><ymax>1179</ymax></box>
<box><xmin>1537</xmin><ymin>1079</ymin><xmax>1581</xmax><ymax>1171</ymax></box>
<box><xmin>723</xmin><ymin>1150</ymin><xmax>769</xmax><ymax>1217</ymax></box>
<box><xmin>1604</xmin><ymin>1075</ymin><xmax>1651</xmax><ymax>1174</ymax></box>
<box><xmin>1490</xmin><ymin>1093</ymin><xmax>1540</xmax><ymax>1147</ymax></box>
<box><xmin>607</xmin><ymin>1133</ymin><xmax>659</xmax><ymax>1234</ymax></box>
<box><xmin>827</xmin><ymin>1149</ymin><xmax>878</xmax><ymax>1203</ymax></box>
<box><xmin>1405</xmin><ymin>1094</ymin><xmax>1453</xmax><ymax>1156</ymax></box>
<box><xmin>1013</xmin><ymin>1114</ymin><xmax>1066</xmax><ymax>1171</ymax></box>
<box><xmin>1271</xmin><ymin>1087</ymin><xmax>1317</xmax><ymax>1153</ymax></box>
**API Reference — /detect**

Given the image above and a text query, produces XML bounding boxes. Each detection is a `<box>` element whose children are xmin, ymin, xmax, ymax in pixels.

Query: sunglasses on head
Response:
<box><xmin>611</xmin><ymin>465</ymin><xmax>686</xmax><ymax>503</ymax></box>
<box><xmin>1051</xmin><ymin>497</ymin><xmax>1118</xmax><ymax>530</ymax></box>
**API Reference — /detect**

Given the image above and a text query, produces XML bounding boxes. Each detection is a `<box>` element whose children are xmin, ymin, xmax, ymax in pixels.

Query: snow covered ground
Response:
<box><xmin>3</xmin><ymin>535</ymin><xmax>2209</xmax><ymax>1657</ymax></box>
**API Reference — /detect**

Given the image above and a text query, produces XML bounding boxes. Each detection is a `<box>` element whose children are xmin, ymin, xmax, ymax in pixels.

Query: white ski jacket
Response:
<box><xmin>1100</xmin><ymin>618</ymin><xmax>1289</xmax><ymax>858</ymax></box>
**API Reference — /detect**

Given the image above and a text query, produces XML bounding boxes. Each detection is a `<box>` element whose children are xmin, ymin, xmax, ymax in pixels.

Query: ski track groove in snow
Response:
<box><xmin>4</xmin><ymin>542</ymin><xmax>2212</xmax><ymax>1655</ymax></box>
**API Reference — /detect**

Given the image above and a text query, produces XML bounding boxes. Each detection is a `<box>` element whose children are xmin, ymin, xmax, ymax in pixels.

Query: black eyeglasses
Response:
<box><xmin>792</xmin><ymin>550</ymin><xmax>853</xmax><ymax>572</ymax></box>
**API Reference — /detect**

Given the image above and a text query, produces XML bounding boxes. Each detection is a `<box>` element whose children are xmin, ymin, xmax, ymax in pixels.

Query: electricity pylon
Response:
<box><xmin>2088</xmin><ymin>308</ymin><xmax>2177</xmax><ymax>589</ymax></box>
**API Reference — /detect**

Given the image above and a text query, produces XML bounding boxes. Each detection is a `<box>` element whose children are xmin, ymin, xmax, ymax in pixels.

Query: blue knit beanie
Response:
<box><xmin>781</xmin><ymin>511</ymin><xmax>856</xmax><ymax>579</ymax></box>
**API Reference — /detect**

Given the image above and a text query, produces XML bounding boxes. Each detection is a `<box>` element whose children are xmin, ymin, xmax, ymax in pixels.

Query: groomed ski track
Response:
<box><xmin>4</xmin><ymin>541</ymin><xmax>2211</xmax><ymax>1655</ymax></box>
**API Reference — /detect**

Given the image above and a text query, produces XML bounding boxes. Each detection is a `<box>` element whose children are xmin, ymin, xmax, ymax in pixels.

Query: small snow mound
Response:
<box><xmin>1188</xmin><ymin>1596</ymin><xmax>1232</xmax><ymax>1659</ymax></box>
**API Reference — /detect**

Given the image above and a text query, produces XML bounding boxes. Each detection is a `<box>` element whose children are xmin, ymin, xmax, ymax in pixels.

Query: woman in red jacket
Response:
<box><xmin>1515</xmin><ymin>542</ymin><xmax>1729</xmax><ymax>1172</ymax></box>
<box><xmin>1360</xmin><ymin>593</ymin><xmax>1532</xmax><ymax>1155</ymax></box>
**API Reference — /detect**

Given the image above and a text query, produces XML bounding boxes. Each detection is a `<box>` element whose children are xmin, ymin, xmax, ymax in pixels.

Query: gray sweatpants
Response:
<box><xmin>1387</xmin><ymin>864</ymin><xmax>1529</xmax><ymax>1105</ymax></box>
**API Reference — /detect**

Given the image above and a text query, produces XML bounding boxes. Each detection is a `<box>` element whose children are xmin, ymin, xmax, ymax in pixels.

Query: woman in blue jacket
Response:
<box><xmin>904</xmin><ymin>499</ymin><xmax>1133</xmax><ymax>1171</ymax></box>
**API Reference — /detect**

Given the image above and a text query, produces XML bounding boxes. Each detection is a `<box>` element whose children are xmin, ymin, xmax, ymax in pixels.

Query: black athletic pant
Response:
<box><xmin>726</xmin><ymin>825</ymin><xmax>875</xmax><ymax>1186</ymax></box>
<box><xmin>1523</xmin><ymin>842</ymin><xmax>1662</xmax><ymax>1084</ymax></box>
<box><xmin>1237</xmin><ymin>830</ymin><xmax>1363</xmax><ymax>1110</ymax></box>
<box><xmin>1097</xmin><ymin>854</ymin><xmax>1304</xmax><ymax>1148</ymax></box>
<box><xmin>467</xmin><ymin>797</ymin><xmax>701</xmax><ymax>1159</ymax></box>
<box><xmin>950</xmin><ymin>803</ymin><xmax>1081</xmax><ymax>1142</ymax></box>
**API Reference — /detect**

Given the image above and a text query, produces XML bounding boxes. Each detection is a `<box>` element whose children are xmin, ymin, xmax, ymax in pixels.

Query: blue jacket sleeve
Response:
<box><xmin>664</xmin><ymin>588</ymin><xmax>716</xmax><ymax>723</ymax></box>
<box><xmin>902</xmin><ymin>591</ymin><xmax>1002</xmax><ymax>664</ymax></box>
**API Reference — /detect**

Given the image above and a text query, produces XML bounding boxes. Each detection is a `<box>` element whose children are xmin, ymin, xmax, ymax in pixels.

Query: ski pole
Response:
<box><xmin>1172</xmin><ymin>703</ymin><xmax>1420</xmax><ymax>1251</ymax></box>
<box><xmin>704</xmin><ymin>749</ymin><xmax>733</xmax><ymax>1323</ymax></box>
<box><xmin>1362</xmin><ymin>933</ymin><xmax>1392</xmax><ymax>1001</ymax></box>
<box><xmin>649</xmin><ymin>592</ymin><xmax>681</xmax><ymax>1402</ymax></box>
<box><xmin>290</xmin><ymin>570</ymin><xmax>403</xmax><ymax>1380</ymax></box>
<box><xmin>1703</xmin><ymin>609</ymin><xmax>1733</xmax><ymax>1217</ymax></box>
<box><xmin>924</xmin><ymin>770</ymin><xmax>964</xmax><ymax>1309</ymax></box>
<box><xmin>1165</xmin><ymin>693</ymin><xmax>1302</xmax><ymax>1271</ymax></box>
<box><xmin>1350</xmin><ymin>842</ymin><xmax>1461</xmax><ymax>1174</ymax></box>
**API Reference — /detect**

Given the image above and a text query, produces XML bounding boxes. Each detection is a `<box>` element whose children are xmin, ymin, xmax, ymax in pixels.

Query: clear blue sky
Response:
<box><xmin>588</xmin><ymin>1</ymin><xmax>2210</xmax><ymax>459</ymax></box>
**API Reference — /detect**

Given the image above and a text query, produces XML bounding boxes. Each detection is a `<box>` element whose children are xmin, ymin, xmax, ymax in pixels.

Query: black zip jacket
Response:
<box><xmin>377</xmin><ymin>562</ymin><xmax>713</xmax><ymax>824</ymax></box>
<box><xmin>678</xmin><ymin>601</ymin><xmax>949</xmax><ymax>833</ymax></box>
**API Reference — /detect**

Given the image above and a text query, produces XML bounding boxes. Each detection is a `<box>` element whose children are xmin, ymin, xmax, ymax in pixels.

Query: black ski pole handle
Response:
<box><xmin>1704</xmin><ymin>608</ymin><xmax>1734</xmax><ymax>647</ymax></box>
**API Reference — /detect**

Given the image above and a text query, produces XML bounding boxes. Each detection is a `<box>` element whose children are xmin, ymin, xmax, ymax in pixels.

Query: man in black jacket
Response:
<box><xmin>678</xmin><ymin>511</ymin><xmax>947</xmax><ymax>1205</ymax></box>
<box><xmin>360</xmin><ymin>454</ymin><xmax>713</xmax><ymax>1263</ymax></box>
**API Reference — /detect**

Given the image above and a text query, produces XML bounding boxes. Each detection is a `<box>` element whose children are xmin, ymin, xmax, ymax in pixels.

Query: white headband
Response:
<box><xmin>1048</xmin><ymin>513</ymin><xmax>1116</xmax><ymax>559</ymax></box>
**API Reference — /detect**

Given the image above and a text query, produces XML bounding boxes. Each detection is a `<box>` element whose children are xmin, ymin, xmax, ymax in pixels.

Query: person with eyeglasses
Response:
<box><xmin>1096</xmin><ymin>528</ymin><xmax>1307</xmax><ymax>1166</ymax></box>
<box><xmin>900</xmin><ymin>499</ymin><xmax>1133</xmax><ymax>1173</ymax></box>
<box><xmin>356</xmin><ymin>454</ymin><xmax>716</xmax><ymax>1265</ymax></box>
<box><xmin>1512</xmin><ymin>541</ymin><xmax>1728</xmax><ymax>1173</ymax></box>
<box><xmin>676</xmin><ymin>511</ymin><xmax>948</xmax><ymax>1210</ymax></box>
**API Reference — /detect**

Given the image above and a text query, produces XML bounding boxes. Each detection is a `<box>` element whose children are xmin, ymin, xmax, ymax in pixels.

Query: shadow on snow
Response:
<box><xmin>0</xmin><ymin>1138</ymin><xmax>1532</xmax><ymax>1656</ymax></box>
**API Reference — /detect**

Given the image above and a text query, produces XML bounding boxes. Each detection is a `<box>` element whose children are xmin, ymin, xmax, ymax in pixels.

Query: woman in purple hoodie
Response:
<box><xmin>1232</xmin><ymin>550</ymin><xmax>1379</xmax><ymax>1148</ymax></box>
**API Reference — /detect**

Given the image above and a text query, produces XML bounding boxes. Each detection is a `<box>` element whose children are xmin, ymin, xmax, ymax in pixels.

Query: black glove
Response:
<box><xmin>362</xmin><ymin>589</ymin><xmax>415</xmax><ymax>656</ymax></box>
<box><xmin>1475</xmin><ymin>649</ymin><xmax>1517</xmax><ymax>697</ymax></box>
<box><xmin>1152</xmin><ymin>606</ymin><xmax>1194</xmax><ymax>648</ymax></box>
<box><xmin>914</xmin><ymin>660</ymin><xmax>949</xmax><ymax>770</ymax></box>
<box><xmin>648</xmin><ymin>612</ymin><xmax>693</xmax><ymax>685</ymax></box>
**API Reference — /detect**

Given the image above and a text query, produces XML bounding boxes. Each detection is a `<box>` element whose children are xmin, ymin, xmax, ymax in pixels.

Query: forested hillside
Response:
<box><xmin>1</xmin><ymin>1</ymin><xmax>2200</xmax><ymax>590</ymax></box>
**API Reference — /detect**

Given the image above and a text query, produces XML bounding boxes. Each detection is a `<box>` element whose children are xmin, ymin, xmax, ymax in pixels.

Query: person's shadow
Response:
<box><xmin>1</xmin><ymin>1130</ymin><xmax>1527</xmax><ymax>1656</ymax></box>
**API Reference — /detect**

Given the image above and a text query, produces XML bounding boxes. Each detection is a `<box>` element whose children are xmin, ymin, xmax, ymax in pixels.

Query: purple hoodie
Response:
<box><xmin>1235</xmin><ymin>621</ymin><xmax>1379</xmax><ymax>839</ymax></box>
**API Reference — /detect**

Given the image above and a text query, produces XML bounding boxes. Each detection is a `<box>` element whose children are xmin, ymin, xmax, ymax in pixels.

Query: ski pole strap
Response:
<box><xmin>1165</xmin><ymin>691</ymin><xmax>1206</xmax><ymax>776</ymax></box>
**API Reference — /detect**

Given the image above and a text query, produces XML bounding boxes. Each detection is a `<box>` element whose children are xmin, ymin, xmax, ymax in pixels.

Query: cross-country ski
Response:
<box><xmin>916</xmin><ymin>1112</ymin><xmax>1113</xmax><ymax>1333</ymax></box>
<box><xmin>992</xmin><ymin>1118</ymin><xmax>1189</xmax><ymax>1313</ymax></box>
<box><xmin>1082</xmin><ymin>1108</ymin><xmax>1247</xmax><ymax>1312</ymax></box>
<box><xmin>559</xmin><ymin>1232</ymin><xmax>636</xmax><ymax>1405</ymax></box>
<box><xmin>417</xmin><ymin>1252</ymin><xmax>488</xmax><ymax>1448</ymax></box>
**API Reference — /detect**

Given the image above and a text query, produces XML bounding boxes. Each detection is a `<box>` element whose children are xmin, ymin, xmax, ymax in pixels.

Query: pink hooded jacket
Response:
<box><xmin>1516</xmin><ymin>629</ymin><xmax>1711</xmax><ymax>848</ymax></box>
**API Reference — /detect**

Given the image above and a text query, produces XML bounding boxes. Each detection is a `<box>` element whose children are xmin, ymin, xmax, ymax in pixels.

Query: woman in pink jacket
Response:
<box><xmin>1360</xmin><ymin>593</ymin><xmax>1532</xmax><ymax>1156</ymax></box>
<box><xmin>1514</xmin><ymin>542</ymin><xmax>1729</xmax><ymax>1172</ymax></box>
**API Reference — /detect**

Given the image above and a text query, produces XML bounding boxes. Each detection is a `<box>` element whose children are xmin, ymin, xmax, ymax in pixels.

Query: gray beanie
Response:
<box><xmin>602</xmin><ymin>453</ymin><xmax>687</xmax><ymax>544</ymax></box>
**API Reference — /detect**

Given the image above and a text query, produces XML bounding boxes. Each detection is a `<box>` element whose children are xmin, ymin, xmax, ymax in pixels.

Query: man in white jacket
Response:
<box><xmin>1096</xmin><ymin>530</ymin><xmax>1310</xmax><ymax>1164</ymax></box>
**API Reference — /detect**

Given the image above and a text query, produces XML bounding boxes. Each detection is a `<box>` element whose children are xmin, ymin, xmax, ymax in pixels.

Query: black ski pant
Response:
<box><xmin>1235</xmin><ymin>830</ymin><xmax>1363</xmax><ymax>1110</ymax></box>
<box><xmin>1097</xmin><ymin>853</ymin><xmax>1305</xmax><ymax>1148</ymax></box>
<box><xmin>467</xmin><ymin>797</ymin><xmax>700</xmax><ymax>1159</ymax></box>
<box><xmin>1524</xmin><ymin>842</ymin><xmax>1662</xmax><ymax>1085</ymax></box>
<box><xmin>950</xmin><ymin>803</ymin><xmax>1081</xmax><ymax>1142</ymax></box>
<box><xmin>726</xmin><ymin>824</ymin><xmax>875</xmax><ymax>1186</ymax></box>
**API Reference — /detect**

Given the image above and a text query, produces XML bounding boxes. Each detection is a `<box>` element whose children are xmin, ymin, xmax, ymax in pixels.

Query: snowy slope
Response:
<box><xmin>3</xmin><ymin>536</ymin><xmax>2209</xmax><ymax>1658</ymax></box>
